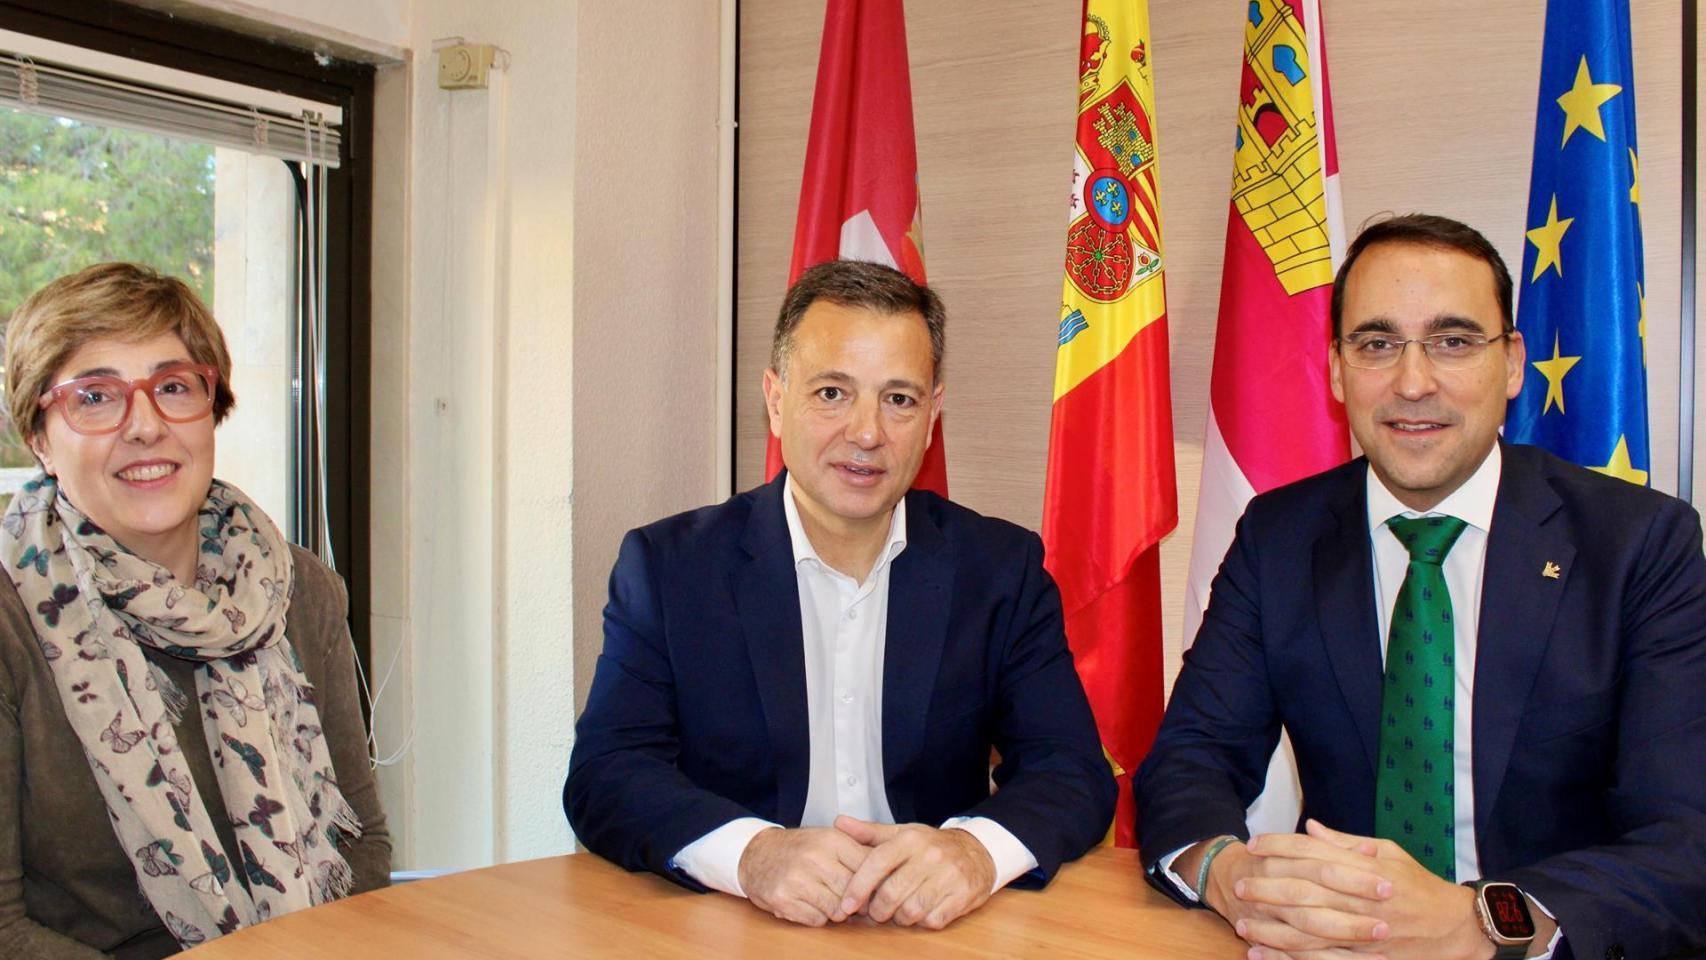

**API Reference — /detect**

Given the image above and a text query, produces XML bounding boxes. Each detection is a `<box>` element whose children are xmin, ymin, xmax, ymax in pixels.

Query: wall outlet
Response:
<box><xmin>437</xmin><ymin>44</ymin><xmax>497</xmax><ymax>90</ymax></box>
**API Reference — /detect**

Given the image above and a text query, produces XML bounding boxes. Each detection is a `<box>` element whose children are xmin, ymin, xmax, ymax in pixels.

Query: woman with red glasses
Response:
<box><xmin>0</xmin><ymin>263</ymin><xmax>388</xmax><ymax>957</ymax></box>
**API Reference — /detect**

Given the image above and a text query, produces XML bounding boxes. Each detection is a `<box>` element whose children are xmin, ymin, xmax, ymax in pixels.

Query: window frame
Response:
<box><xmin>0</xmin><ymin>0</ymin><xmax>376</xmax><ymax>675</ymax></box>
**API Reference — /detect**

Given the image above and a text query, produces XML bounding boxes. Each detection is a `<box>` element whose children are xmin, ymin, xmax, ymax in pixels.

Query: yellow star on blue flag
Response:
<box><xmin>1506</xmin><ymin>0</ymin><xmax>1648</xmax><ymax>485</ymax></box>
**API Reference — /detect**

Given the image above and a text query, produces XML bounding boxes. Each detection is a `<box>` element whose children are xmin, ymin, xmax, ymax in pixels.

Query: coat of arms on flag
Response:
<box><xmin>1045</xmin><ymin>0</ymin><xmax>1177</xmax><ymax>848</ymax></box>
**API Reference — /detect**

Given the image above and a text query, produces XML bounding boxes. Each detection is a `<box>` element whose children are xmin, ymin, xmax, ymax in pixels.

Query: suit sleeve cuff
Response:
<box><xmin>668</xmin><ymin>817</ymin><xmax>779</xmax><ymax>897</ymax></box>
<box><xmin>1156</xmin><ymin>843</ymin><xmax>1202</xmax><ymax>903</ymax></box>
<box><xmin>941</xmin><ymin>816</ymin><xmax>1039</xmax><ymax>893</ymax></box>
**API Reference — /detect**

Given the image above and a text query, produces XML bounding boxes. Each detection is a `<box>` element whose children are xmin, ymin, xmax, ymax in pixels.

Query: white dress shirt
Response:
<box><xmin>671</xmin><ymin>476</ymin><xmax>1037</xmax><ymax>896</ymax></box>
<box><xmin>1367</xmin><ymin>443</ymin><xmax>1500</xmax><ymax>884</ymax></box>
<box><xmin>1163</xmin><ymin>446</ymin><xmax>1557</xmax><ymax>953</ymax></box>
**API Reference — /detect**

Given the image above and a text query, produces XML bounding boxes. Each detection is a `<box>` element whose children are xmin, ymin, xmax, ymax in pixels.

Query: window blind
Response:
<box><xmin>0</xmin><ymin>51</ymin><xmax>341</xmax><ymax>168</ymax></box>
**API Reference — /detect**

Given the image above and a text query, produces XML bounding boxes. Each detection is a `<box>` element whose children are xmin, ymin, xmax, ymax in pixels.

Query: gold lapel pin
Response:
<box><xmin>1542</xmin><ymin>562</ymin><xmax>1562</xmax><ymax>580</ymax></box>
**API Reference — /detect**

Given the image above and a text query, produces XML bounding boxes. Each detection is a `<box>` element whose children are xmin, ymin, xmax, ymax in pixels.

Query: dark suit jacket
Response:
<box><xmin>565</xmin><ymin>475</ymin><xmax>1114</xmax><ymax>892</ymax></box>
<box><xmin>1135</xmin><ymin>443</ymin><xmax>1706</xmax><ymax>960</ymax></box>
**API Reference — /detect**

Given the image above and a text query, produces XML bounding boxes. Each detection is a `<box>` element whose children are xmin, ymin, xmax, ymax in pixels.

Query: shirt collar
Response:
<box><xmin>782</xmin><ymin>473</ymin><xmax>909</xmax><ymax>573</ymax></box>
<box><xmin>1365</xmin><ymin>441</ymin><xmax>1501</xmax><ymax>535</ymax></box>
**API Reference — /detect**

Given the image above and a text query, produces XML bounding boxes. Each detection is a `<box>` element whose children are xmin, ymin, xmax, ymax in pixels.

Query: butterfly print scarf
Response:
<box><xmin>1</xmin><ymin>475</ymin><xmax>361</xmax><ymax>946</ymax></box>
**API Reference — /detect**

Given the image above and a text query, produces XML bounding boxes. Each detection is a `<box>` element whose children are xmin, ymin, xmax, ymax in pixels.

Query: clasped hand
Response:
<box><xmin>736</xmin><ymin>816</ymin><xmax>995</xmax><ymax>929</ymax></box>
<box><xmin>1205</xmin><ymin>819</ymin><xmax>1491</xmax><ymax>960</ymax></box>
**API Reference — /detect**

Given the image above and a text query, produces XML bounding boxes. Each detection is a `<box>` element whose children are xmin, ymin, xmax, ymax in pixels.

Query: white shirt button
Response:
<box><xmin>845</xmin><ymin>775</ymin><xmax>858</xmax><ymax>787</ymax></box>
<box><xmin>839</xmin><ymin>693</ymin><xmax>854</xmax><ymax>704</ymax></box>
<box><xmin>847</xmin><ymin>609</ymin><xmax>858</xmax><ymax>620</ymax></box>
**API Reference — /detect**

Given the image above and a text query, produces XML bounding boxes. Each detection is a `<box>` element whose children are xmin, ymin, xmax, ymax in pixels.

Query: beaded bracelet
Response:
<box><xmin>1194</xmin><ymin>835</ymin><xmax>1240</xmax><ymax>905</ymax></box>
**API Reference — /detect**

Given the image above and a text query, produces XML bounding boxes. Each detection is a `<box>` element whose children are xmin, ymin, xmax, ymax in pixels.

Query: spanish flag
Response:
<box><xmin>1042</xmin><ymin>0</ymin><xmax>1176</xmax><ymax>848</ymax></box>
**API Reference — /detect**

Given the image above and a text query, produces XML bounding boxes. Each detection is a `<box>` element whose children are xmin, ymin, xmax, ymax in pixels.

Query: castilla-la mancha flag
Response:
<box><xmin>764</xmin><ymin>0</ymin><xmax>946</xmax><ymax>495</ymax></box>
<box><xmin>1043</xmin><ymin>0</ymin><xmax>1177</xmax><ymax>848</ymax></box>
<box><xmin>1184</xmin><ymin>0</ymin><xmax>1349</xmax><ymax>835</ymax></box>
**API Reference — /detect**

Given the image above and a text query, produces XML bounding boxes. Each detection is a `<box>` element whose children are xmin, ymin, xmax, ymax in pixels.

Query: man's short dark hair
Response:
<box><xmin>1330</xmin><ymin>214</ymin><xmax>1515</xmax><ymax>339</ymax></box>
<box><xmin>772</xmin><ymin>259</ymin><xmax>946</xmax><ymax>380</ymax></box>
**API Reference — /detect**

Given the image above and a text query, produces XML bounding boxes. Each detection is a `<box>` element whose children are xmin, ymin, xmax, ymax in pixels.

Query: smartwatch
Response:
<box><xmin>1466</xmin><ymin>880</ymin><xmax>1536</xmax><ymax>959</ymax></box>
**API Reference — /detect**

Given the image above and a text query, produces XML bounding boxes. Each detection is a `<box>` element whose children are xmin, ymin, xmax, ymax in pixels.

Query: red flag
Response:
<box><xmin>765</xmin><ymin>0</ymin><xmax>946</xmax><ymax>495</ymax></box>
<box><xmin>1184</xmin><ymin>0</ymin><xmax>1349</xmax><ymax>835</ymax></box>
<box><xmin>1042</xmin><ymin>0</ymin><xmax>1177</xmax><ymax>847</ymax></box>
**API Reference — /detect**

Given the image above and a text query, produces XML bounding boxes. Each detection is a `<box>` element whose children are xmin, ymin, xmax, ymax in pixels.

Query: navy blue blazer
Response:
<box><xmin>1135</xmin><ymin>443</ymin><xmax>1706</xmax><ymax>960</ymax></box>
<box><xmin>565</xmin><ymin>475</ymin><xmax>1114</xmax><ymax>891</ymax></box>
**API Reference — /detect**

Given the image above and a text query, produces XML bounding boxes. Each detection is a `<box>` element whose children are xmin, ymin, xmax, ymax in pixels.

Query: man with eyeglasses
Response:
<box><xmin>1135</xmin><ymin>214</ymin><xmax>1706</xmax><ymax>960</ymax></box>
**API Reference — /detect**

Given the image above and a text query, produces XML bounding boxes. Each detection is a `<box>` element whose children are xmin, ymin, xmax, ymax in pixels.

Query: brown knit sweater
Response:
<box><xmin>0</xmin><ymin>545</ymin><xmax>391</xmax><ymax>958</ymax></box>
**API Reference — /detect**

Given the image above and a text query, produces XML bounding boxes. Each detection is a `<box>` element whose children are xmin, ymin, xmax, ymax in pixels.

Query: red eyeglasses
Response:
<box><xmin>38</xmin><ymin>363</ymin><xmax>220</xmax><ymax>436</ymax></box>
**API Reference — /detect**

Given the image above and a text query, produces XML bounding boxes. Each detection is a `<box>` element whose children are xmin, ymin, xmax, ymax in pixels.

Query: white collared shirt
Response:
<box><xmin>671</xmin><ymin>476</ymin><xmax>1036</xmax><ymax>896</ymax></box>
<box><xmin>1366</xmin><ymin>442</ymin><xmax>1501</xmax><ymax>884</ymax></box>
<box><xmin>789</xmin><ymin>472</ymin><xmax>907</xmax><ymax>828</ymax></box>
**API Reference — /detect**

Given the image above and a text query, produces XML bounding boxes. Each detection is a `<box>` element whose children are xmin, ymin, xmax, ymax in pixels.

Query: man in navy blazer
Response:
<box><xmin>566</xmin><ymin>260</ymin><xmax>1113</xmax><ymax>930</ymax></box>
<box><xmin>1137</xmin><ymin>215</ymin><xmax>1706</xmax><ymax>960</ymax></box>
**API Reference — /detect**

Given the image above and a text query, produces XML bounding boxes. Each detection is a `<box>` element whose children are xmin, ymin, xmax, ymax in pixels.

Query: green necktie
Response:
<box><xmin>1374</xmin><ymin>515</ymin><xmax>1467</xmax><ymax>881</ymax></box>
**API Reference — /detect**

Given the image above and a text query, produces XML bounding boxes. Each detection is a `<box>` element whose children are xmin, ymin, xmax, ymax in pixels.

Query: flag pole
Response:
<box><xmin>1682</xmin><ymin>0</ymin><xmax>1697</xmax><ymax>503</ymax></box>
<box><xmin>718</xmin><ymin>0</ymin><xmax>739</xmax><ymax>502</ymax></box>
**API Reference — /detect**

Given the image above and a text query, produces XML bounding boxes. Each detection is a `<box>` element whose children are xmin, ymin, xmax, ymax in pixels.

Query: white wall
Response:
<box><xmin>241</xmin><ymin>0</ymin><xmax>408</xmax><ymax>48</ymax></box>
<box><xmin>140</xmin><ymin>0</ymin><xmax>410</xmax><ymax>57</ymax></box>
<box><xmin>401</xmin><ymin>32</ymin><xmax>520</xmax><ymax>868</ymax></box>
<box><xmin>195</xmin><ymin>0</ymin><xmax>726</xmax><ymax>870</ymax></box>
<box><xmin>570</xmin><ymin>4</ymin><xmax>723</xmax><ymax>718</ymax></box>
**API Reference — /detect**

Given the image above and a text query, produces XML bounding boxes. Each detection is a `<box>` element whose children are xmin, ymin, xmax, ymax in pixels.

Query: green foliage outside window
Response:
<box><xmin>0</xmin><ymin>110</ymin><xmax>216</xmax><ymax>471</ymax></box>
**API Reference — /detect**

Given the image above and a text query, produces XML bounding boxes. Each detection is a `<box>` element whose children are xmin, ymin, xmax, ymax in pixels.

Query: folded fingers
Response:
<box><xmin>1250</xmin><ymin>853</ymin><xmax>1392</xmax><ymax>901</ymax></box>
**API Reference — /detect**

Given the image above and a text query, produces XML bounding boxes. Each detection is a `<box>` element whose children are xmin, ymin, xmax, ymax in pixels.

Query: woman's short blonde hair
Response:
<box><xmin>4</xmin><ymin>263</ymin><xmax>236</xmax><ymax>441</ymax></box>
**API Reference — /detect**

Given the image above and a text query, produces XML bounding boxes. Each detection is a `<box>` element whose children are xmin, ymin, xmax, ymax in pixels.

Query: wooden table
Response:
<box><xmin>181</xmin><ymin>848</ymin><xmax>1245</xmax><ymax>958</ymax></box>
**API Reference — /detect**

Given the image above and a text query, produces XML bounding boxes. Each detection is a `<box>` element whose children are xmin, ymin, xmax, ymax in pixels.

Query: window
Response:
<box><xmin>0</xmin><ymin>0</ymin><xmax>374</xmax><ymax>669</ymax></box>
<box><xmin>0</xmin><ymin>113</ymin><xmax>304</xmax><ymax>526</ymax></box>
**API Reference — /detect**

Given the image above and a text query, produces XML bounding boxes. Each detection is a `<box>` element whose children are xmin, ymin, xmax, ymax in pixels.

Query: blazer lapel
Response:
<box><xmin>733</xmin><ymin>475</ymin><xmax>812</xmax><ymax>826</ymax></box>
<box><xmin>1472</xmin><ymin>448</ymin><xmax>1572</xmax><ymax>842</ymax></box>
<box><xmin>881</xmin><ymin>493</ymin><xmax>954</xmax><ymax>825</ymax></box>
<box><xmin>1312</xmin><ymin>465</ymin><xmax>1384</xmax><ymax>778</ymax></box>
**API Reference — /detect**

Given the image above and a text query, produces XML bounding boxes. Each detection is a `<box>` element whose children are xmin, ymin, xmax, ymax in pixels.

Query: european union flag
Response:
<box><xmin>1505</xmin><ymin>0</ymin><xmax>1648</xmax><ymax>485</ymax></box>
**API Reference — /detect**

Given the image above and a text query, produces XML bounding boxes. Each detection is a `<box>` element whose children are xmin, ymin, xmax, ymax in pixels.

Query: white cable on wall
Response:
<box><xmin>300</xmin><ymin>111</ymin><xmax>337</xmax><ymax>574</ymax></box>
<box><xmin>295</xmin><ymin>111</ymin><xmax>411</xmax><ymax>770</ymax></box>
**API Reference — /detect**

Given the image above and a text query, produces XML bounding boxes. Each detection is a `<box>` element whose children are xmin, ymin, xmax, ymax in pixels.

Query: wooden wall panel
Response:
<box><xmin>738</xmin><ymin>0</ymin><xmax>1691</xmax><ymax>687</ymax></box>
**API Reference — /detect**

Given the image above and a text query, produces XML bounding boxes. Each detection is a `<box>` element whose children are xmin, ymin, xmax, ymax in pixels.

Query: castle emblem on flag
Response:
<box><xmin>1094</xmin><ymin>101</ymin><xmax>1155</xmax><ymax>179</ymax></box>
<box><xmin>1231</xmin><ymin>0</ymin><xmax>1333</xmax><ymax>295</ymax></box>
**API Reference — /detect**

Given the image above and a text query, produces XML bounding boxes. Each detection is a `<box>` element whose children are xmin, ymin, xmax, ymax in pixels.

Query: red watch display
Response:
<box><xmin>1467</xmin><ymin>880</ymin><xmax>1535</xmax><ymax>959</ymax></box>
